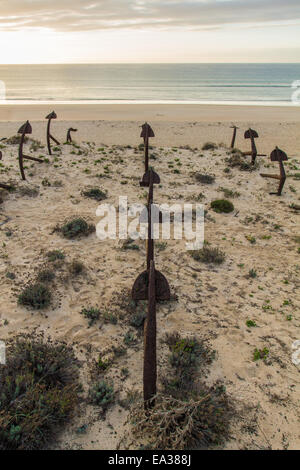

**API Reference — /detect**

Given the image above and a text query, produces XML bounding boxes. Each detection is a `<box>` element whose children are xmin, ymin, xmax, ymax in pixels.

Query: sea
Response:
<box><xmin>0</xmin><ymin>63</ymin><xmax>299</xmax><ymax>105</ymax></box>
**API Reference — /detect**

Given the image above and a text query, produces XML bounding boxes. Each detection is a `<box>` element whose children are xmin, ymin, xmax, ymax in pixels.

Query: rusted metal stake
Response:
<box><xmin>243</xmin><ymin>128</ymin><xmax>266</xmax><ymax>165</ymax></box>
<box><xmin>143</xmin><ymin>259</ymin><xmax>157</xmax><ymax>408</ymax></box>
<box><xmin>260</xmin><ymin>147</ymin><xmax>288</xmax><ymax>196</ymax></box>
<box><xmin>46</xmin><ymin>111</ymin><xmax>60</xmax><ymax>155</ymax></box>
<box><xmin>230</xmin><ymin>125</ymin><xmax>239</xmax><ymax>148</ymax></box>
<box><xmin>140</xmin><ymin>123</ymin><xmax>155</xmax><ymax>173</ymax></box>
<box><xmin>18</xmin><ymin>121</ymin><xmax>43</xmax><ymax>181</ymax></box>
<box><xmin>66</xmin><ymin>127</ymin><xmax>77</xmax><ymax>143</ymax></box>
<box><xmin>132</xmin><ymin>168</ymin><xmax>170</xmax><ymax>409</ymax></box>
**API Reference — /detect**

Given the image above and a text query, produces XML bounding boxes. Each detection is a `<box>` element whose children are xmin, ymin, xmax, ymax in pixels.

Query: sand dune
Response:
<box><xmin>0</xmin><ymin>114</ymin><xmax>299</xmax><ymax>449</ymax></box>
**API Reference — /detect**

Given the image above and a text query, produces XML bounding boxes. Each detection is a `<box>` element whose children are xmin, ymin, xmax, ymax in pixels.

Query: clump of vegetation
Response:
<box><xmin>97</xmin><ymin>356</ymin><xmax>111</xmax><ymax>372</ymax></box>
<box><xmin>191</xmin><ymin>246</ymin><xmax>225</xmax><ymax>265</ymax></box>
<box><xmin>122</xmin><ymin>238</ymin><xmax>139</xmax><ymax>251</ymax></box>
<box><xmin>130</xmin><ymin>391</ymin><xmax>230</xmax><ymax>450</ymax></box>
<box><xmin>227</xmin><ymin>152</ymin><xmax>257</xmax><ymax>171</ymax></box>
<box><xmin>130</xmin><ymin>311</ymin><xmax>146</xmax><ymax>329</ymax></box>
<box><xmin>6</xmin><ymin>272</ymin><xmax>16</xmax><ymax>280</ymax></box>
<box><xmin>162</xmin><ymin>333</ymin><xmax>214</xmax><ymax>397</ymax></box>
<box><xmin>245</xmin><ymin>235</ymin><xmax>256</xmax><ymax>245</ymax></box>
<box><xmin>89</xmin><ymin>381</ymin><xmax>114</xmax><ymax>410</ymax></box>
<box><xmin>83</xmin><ymin>188</ymin><xmax>107</xmax><ymax>201</ymax></box>
<box><xmin>211</xmin><ymin>199</ymin><xmax>234</xmax><ymax>214</ymax></box>
<box><xmin>253</xmin><ymin>347</ymin><xmax>269</xmax><ymax>361</ymax></box>
<box><xmin>30</xmin><ymin>139</ymin><xmax>44</xmax><ymax>152</ymax></box>
<box><xmin>36</xmin><ymin>269</ymin><xmax>55</xmax><ymax>283</ymax></box>
<box><xmin>18</xmin><ymin>283</ymin><xmax>51</xmax><ymax>310</ymax></box>
<box><xmin>248</xmin><ymin>269</ymin><xmax>257</xmax><ymax>279</ymax></box>
<box><xmin>103</xmin><ymin>311</ymin><xmax>118</xmax><ymax>325</ymax></box>
<box><xmin>0</xmin><ymin>335</ymin><xmax>80</xmax><ymax>450</ymax></box>
<box><xmin>195</xmin><ymin>173</ymin><xmax>215</xmax><ymax>184</ymax></box>
<box><xmin>5</xmin><ymin>135</ymin><xmax>28</xmax><ymax>145</ymax></box>
<box><xmin>80</xmin><ymin>307</ymin><xmax>100</xmax><ymax>327</ymax></box>
<box><xmin>55</xmin><ymin>218</ymin><xmax>95</xmax><ymax>239</ymax></box>
<box><xmin>130</xmin><ymin>333</ymin><xmax>229</xmax><ymax>450</ymax></box>
<box><xmin>46</xmin><ymin>250</ymin><xmax>65</xmax><ymax>262</ymax></box>
<box><xmin>18</xmin><ymin>187</ymin><xmax>39</xmax><ymax>198</ymax></box>
<box><xmin>124</xmin><ymin>331</ymin><xmax>136</xmax><ymax>346</ymax></box>
<box><xmin>246</xmin><ymin>320</ymin><xmax>257</xmax><ymax>328</ymax></box>
<box><xmin>219</xmin><ymin>187</ymin><xmax>240</xmax><ymax>198</ymax></box>
<box><xmin>202</xmin><ymin>142</ymin><xmax>217</xmax><ymax>151</ymax></box>
<box><xmin>169</xmin><ymin>338</ymin><xmax>202</xmax><ymax>380</ymax></box>
<box><xmin>69</xmin><ymin>260</ymin><xmax>84</xmax><ymax>275</ymax></box>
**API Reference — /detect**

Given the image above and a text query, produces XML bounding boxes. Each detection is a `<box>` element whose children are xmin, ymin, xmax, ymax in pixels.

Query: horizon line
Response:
<box><xmin>0</xmin><ymin>62</ymin><xmax>300</xmax><ymax>66</ymax></box>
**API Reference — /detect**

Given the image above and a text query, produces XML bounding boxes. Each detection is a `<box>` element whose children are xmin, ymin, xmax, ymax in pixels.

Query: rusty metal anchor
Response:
<box><xmin>260</xmin><ymin>147</ymin><xmax>288</xmax><ymax>196</ymax></box>
<box><xmin>243</xmin><ymin>128</ymin><xmax>266</xmax><ymax>165</ymax></box>
<box><xmin>46</xmin><ymin>111</ymin><xmax>60</xmax><ymax>155</ymax></box>
<box><xmin>66</xmin><ymin>127</ymin><xmax>77</xmax><ymax>143</ymax></box>
<box><xmin>132</xmin><ymin>168</ymin><xmax>170</xmax><ymax>408</ymax></box>
<box><xmin>18</xmin><ymin>121</ymin><xmax>43</xmax><ymax>181</ymax></box>
<box><xmin>140</xmin><ymin>123</ymin><xmax>155</xmax><ymax>172</ymax></box>
<box><xmin>230</xmin><ymin>125</ymin><xmax>239</xmax><ymax>148</ymax></box>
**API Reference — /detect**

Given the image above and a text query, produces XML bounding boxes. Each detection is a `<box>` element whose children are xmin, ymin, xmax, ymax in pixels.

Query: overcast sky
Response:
<box><xmin>0</xmin><ymin>0</ymin><xmax>299</xmax><ymax>63</ymax></box>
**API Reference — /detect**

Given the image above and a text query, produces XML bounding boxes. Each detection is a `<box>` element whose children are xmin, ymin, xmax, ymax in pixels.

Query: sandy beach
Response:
<box><xmin>1</xmin><ymin>103</ymin><xmax>300</xmax><ymax>154</ymax></box>
<box><xmin>0</xmin><ymin>104</ymin><xmax>299</xmax><ymax>450</ymax></box>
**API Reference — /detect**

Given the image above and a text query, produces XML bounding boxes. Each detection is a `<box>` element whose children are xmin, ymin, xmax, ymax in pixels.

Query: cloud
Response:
<box><xmin>0</xmin><ymin>0</ymin><xmax>299</xmax><ymax>32</ymax></box>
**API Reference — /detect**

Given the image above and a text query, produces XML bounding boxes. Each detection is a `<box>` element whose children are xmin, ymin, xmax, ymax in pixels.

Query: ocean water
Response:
<box><xmin>0</xmin><ymin>63</ymin><xmax>299</xmax><ymax>105</ymax></box>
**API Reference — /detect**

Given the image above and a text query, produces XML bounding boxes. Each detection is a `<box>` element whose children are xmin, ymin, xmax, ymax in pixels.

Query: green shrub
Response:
<box><xmin>80</xmin><ymin>307</ymin><xmax>100</xmax><ymax>326</ymax></box>
<box><xmin>246</xmin><ymin>320</ymin><xmax>257</xmax><ymax>328</ymax></box>
<box><xmin>18</xmin><ymin>283</ymin><xmax>51</xmax><ymax>310</ymax></box>
<box><xmin>122</xmin><ymin>238</ymin><xmax>139</xmax><ymax>250</ymax></box>
<box><xmin>124</xmin><ymin>331</ymin><xmax>136</xmax><ymax>346</ymax></box>
<box><xmin>202</xmin><ymin>142</ymin><xmax>217</xmax><ymax>151</ymax></box>
<box><xmin>46</xmin><ymin>250</ymin><xmax>65</xmax><ymax>262</ymax></box>
<box><xmin>0</xmin><ymin>335</ymin><xmax>80</xmax><ymax>450</ymax></box>
<box><xmin>253</xmin><ymin>347</ymin><xmax>269</xmax><ymax>361</ymax></box>
<box><xmin>5</xmin><ymin>135</ymin><xmax>28</xmax><ymax>145</ymax></box>
<box><xmin>37</xmin><ymin>269</ymin><xmax>55</xmax><ymax>283</ymax></box>
<box><xmin>195</xmin><ymin>173</ymin><xmax>215</xmax><ymax>184</ymax></box>
<box><xmin>219</xmin><ymin>187</ymin><xmax>240</xmax><ymax>198</ymax></box>
<box><xmin>130</xmin><ymin>311</ymin><xmax>146</xmax><ymax>328</ymax></box>
<box><xmin>83</xmin><ymin>188</ymin><xmax>107</xmax><ymax>201</ymax></box>
<box><xmin>56</xmin><ymin>218</ymin><xmax>95</xmax><ymax>239</ymax></box>
<box><xmin>69</xmin><ymin>260</ymin><xmax>84</xmax><ymax>275</ymax></box>
<box><xmin>90</xmin><ymin>381</ymin><xmax>114</xmax><ymax>410</ymax></box>
<box><xmin>103</xmin><ymin>311</ymin><xmax>118</xmax><ymax>324</ymax></box>
<box><xmin>248</xmin><ymin>269</ymin><xmax>257</xmax><ymax>279</ymax></box>
<box><xmin>211</xmin><ymin>199</ymin><xmax>234</xmax><ymax>214</ymax></box>
<box><xmin>97</xmin><ymin>356</ymin><xmax>111</xmax><ymax>372</ymax></box>
<box><xmin>191</xmin><ymin>246</ymin><xmax>225</xmax><ymax>264</ymax></box>
<box><xmin>130</xmin><ymin>391</ymin><xmax>230</xmax><ymax>450</ymax></box>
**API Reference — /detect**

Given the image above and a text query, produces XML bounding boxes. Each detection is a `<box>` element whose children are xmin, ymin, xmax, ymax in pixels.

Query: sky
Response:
<box><xmin>0</xmin><ymin>0</ymin><xmax>299</xmax><ymax>64</ymax></box>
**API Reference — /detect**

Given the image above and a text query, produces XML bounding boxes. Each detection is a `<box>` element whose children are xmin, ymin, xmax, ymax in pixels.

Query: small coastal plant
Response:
<box><xmin>18</xmin><ymin>283</ymin><xmax>51</xmax><ymax>310</ymax></box>
<box><xmin>83</xmin><ymin>188</ymin><xmax>107</xmax><ymax>201</ymax></box>
<box><xmin>202</xmin><ymin>142</ymin><xmax>217</xmax><ymax>151</ymax></box>
<box><xmin>0</xmin><ymin>335</ymin><xmax>80</xmax><ymax>450</ymax></box>
<box><xmin>195</xmin><ymin>173</ymin><xmax>215</xmax><ymax>184</ymax></box>
<box><xmin>191</xmin><ymin>246</ymin><xmax>225</xmax><ymax>264</ymax></box>
<box><xmin>55</xmin><ymin>218</ymin><xmax>95</xmax><ymax>239</ymax></box>
<box><xmin>80</xmin><ymin>307</ymin><xmax>101</xmax><ymax>326</ymax></box>
<box><xmin>211</xmin><ymin>199</ymin><xmax>234</xmax><ymax>214</ymax></box>
<box><xmin>89</xmin><ymin>381</ymin><xmax>114</xmax><ymax>410</ymax></box>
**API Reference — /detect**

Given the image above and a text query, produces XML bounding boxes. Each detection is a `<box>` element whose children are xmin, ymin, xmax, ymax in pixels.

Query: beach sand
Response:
<box><xmin>0</xmin><ymin>104</ymin><xmax>299</xmax><ymax>450</ymax></box>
